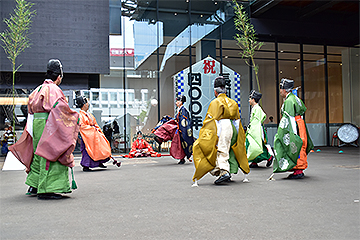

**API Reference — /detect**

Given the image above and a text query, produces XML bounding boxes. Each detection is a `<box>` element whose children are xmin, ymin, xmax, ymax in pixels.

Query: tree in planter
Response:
<box><xmin>0</xmin><ymin>0</ymin><xmax>36</xmax><ymax>141</ymax></box>
<box><xmin>233</xmin><ymin>1</ymin><xmax>263</xmax><ymax>95</ymax></box>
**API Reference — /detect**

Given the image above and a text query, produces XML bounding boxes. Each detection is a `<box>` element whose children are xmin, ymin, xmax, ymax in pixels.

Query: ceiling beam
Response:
<box><xmin>297</xmin><ymin>0</ymin><xmax>340</xmax><ymax>18</ymax></box>
<box><xmin>251</xmin><ymin>0</ymin><xmax>282</xmax><ymax>17</ymax></box>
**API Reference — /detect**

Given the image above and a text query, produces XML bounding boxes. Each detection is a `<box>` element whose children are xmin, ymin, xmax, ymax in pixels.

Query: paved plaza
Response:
<box><xmin>0</xmin><ymin>147</ymin><xmax>359</xmax><ymax>240</ymax></box>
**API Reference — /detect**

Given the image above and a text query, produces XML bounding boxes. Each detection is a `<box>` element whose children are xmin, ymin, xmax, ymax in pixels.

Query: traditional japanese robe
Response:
<box><xmin>273</xmin><ymin>92</ymin><xmax>314</xmax><ymax>173</ymax></box>
<box><xmin>9</xmin><ymin>80</ymin><xmax>80</xmax><ymax>194</ymax></box>
<box><xmin>192</xmin><ymin>93</ymin><xmax>250</xmax><ymax>181</ymax></box>
<box><xmin>79</xmin><ymin>110</ymin><xmax>111</xmax><ymax>161</ymax></box>
<box><xmin>176</xmin><ymin>105</ymin><xmax>194</xmax><ymax>159</ymax></box>
<box><xmin>154</xmin><ymin>105</ymin><xmax>194</xmax><ymax>160</ymax></box>
<box><xmin>246</xmin><ymin>104</ymin><xmax>271</xmax><ymax>163</ymax></box>
<box><xmin>127</xmin><ymin>138</ymin><xmax>160</xmax><ymax>158</ymax></box>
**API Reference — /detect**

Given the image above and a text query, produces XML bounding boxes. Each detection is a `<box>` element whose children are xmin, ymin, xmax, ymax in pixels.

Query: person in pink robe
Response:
<box><xmin>9</xmin><ymin>59</ymin><xmax>80</xmax><ymax>200</ymax></box>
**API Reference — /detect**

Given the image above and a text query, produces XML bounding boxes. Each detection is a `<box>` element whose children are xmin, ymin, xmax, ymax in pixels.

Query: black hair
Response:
<box><xmin>45</xmin><ymin>71</ymin><xmax>60</xmax><ymax>81</ymax></box>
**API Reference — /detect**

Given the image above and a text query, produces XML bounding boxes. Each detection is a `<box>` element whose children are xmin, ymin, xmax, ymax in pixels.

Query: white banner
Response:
<box><xmin>173</xmin><ymin>56</ymin><xmax>242</xmax><ymax>138</ymax></box>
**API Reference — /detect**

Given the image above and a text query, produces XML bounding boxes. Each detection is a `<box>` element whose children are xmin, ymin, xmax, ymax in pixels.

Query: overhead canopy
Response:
<box><xmin>123</xmin><ymin>0</ymin><xmax>359</xmax><ymax>47</ymax></box>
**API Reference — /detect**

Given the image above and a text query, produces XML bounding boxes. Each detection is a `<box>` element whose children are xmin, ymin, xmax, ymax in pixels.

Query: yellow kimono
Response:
<box><xmin>192</xmin><ymin>93</ymin><xmax>250</xmax><ymax>181</ymax></box>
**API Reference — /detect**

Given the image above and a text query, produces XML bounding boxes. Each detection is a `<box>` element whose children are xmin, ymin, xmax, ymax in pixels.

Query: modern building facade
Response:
<box><xmin>0</xmin><ymin>0</ymin><xmax>359</xmax><ymax>149</ymax></box>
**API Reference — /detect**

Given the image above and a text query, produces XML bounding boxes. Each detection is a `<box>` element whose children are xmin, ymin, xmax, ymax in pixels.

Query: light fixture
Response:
<box><xmin>200</xmin><ymin>14</ymin><xmax>203</xmax><ymax>18</ymax></box>
<box><xmin>174</xmin><ymin>12</ymin><xmax>177</xmax><ymax>16</ymax></box>
<box><xmin>225</xmin><ymin>55</ymin><xmax>228</xmax><ymax>59</ymax></box>
<box><xmin>280</xmin><ymin>70</ymin><xmax>283</xmax><ymax>74</ymax></box>
<box><xmin>297</xmin><ymin>58</ymin><xmax>300</xmax><ymax>62</ymax></box>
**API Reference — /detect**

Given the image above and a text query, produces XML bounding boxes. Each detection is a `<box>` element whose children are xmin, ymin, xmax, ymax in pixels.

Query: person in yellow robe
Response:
<box><xmin>192</xmin><ymin>77</ymin><xmax>250</xmax><ymax>185</ymax></box>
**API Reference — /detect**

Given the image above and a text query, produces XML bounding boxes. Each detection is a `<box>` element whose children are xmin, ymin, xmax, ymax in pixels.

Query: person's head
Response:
<box><xmin>249</xmin><ymin>90</ymin><xmax>262</xmax><ymax>106</ymax></box>
<box><xmin>175</xmin><ymin>95</ymin><xmax>186</xmax><ymax>108</ymax></box>
<box><xmin>269</xmin><ymin>116</ymin><xmax>274</xmax><ymax>122</ymax></box>
<box><xmin>45</xmin><ymin>59</ymin><xmax>63</xmax><ymax>85</ymax></box>
<box><xmin>279</xmin><ymin>78</ymin><xmax>294</xmax><ymax>98</ymax></box>
<box><xmin>137</xmin><ymin>131</ymin><xmax>143</xmax><ymax>139</ymax></box>
<box><xmin>213</xmin><ymin>76</ymin><xmax>227</xmax><ymax>97</ymax></box>
<box><xmin>75</xmin><ymin>96</ymin><xmax>89</xmax><ymax>111</ymax></box>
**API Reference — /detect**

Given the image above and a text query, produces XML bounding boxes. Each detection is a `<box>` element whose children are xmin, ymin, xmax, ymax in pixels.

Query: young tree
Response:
<box><xmin>233</xmin><ymin>1</ymin><xmax>263</xmax><ymax>95</ymax></box>
<box><xmin>0</xmin><ymin>0</ymin><xmax>36</xmax><ymax>140</ymax></box>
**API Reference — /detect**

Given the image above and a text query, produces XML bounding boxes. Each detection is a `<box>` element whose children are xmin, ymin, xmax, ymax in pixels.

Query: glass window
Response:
<box><xmin>119</xmin><ymin>91</ymin><xmax>124</xmax><ymax>102</ymax></box>
<box><xmin>101</xmin><ymin>92</ymin><xmax>108</xmax><ymax>101</ymax></box>
<box><xmin>304</xmin><ymin>54</ymin><xmax>325</xmax><ymax>61</ymax></box>
<box><xmin>279</xmin><ymin>59</ymin><xmax>302</xmax><ymax>107</ymax></box>
<box><xmin>328</xmin><ymin>62</ymin><xmax>343</xmax><ymax>123</ymax></box>
<box><xmin>127</xmin><ymin>91</ymin><xmax>135</xmax><ymax>102</ymax></box>
<box><xmin>83</xmin><ymin>91</ymin><xmax>90</xmax><ymax>99</ymax></box>
<box><xmin>303</xmin><ymin>44</ymin><xmax>324</xmax><ymax>53</ymax></box>
<box><xmin>92</xmin><ymin>92</ymin><xmax>99</xmax><ymax>101</ymax></box>
<box><xmin>278</xmin><ymin>43</ymin><xmax>300</xmax><ymax>52</ymax></box>
<box><xmin>257</xmin><ymin>59</ymin><xmax>277</xmax><ymax>123</ymax></box>
<box><xmin>304</xmin><ymin>45</ymin><xmax>326</xmax><ymax>123</ymax></box>
<box><xmin>110</xmin><ymin>92</ymin><xmax>117</xmax><ymax>101</ymax></box>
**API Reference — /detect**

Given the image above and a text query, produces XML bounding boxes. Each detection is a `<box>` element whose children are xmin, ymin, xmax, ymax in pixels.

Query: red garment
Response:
<box><xmin>293</xmin><ymin>115</ymin><xmax>308</xmax><ymax>170</ymax></box>
<box><xmin>127</xmin><ymin>138</ymin><xmax>160</xmax><ymax>158</ymax></box>
<box><xmin>153</xmin><ymin>119</ymin><xmax>177</xmax><ymax>141</ymax></box>
<box><xmin>153</xmin><ymin>119</ymin><xmax>185</xmax><ymax>160</ymax></box>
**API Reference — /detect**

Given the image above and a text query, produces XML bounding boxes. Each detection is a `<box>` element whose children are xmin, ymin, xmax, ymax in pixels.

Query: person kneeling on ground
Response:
<box><xmin>126</xmin><ymin>131</ymin><xmax>161</xmax><ymax>158</ymax></box>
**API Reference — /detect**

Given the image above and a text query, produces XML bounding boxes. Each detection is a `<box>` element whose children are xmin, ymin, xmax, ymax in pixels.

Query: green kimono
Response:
<box><xmin>10</xmin><ymin>80</ymin><xmax>80</xmax><ymax>194</ymax></box>
<box><xmin>246</xmin><ymin>104</ymin><xmax>271</xmax><ymax>163</ymax></box>
<box><xmin>273</xmin><ymin>93</ymin><xmax>314</xmax><ymax>173</ymax></box>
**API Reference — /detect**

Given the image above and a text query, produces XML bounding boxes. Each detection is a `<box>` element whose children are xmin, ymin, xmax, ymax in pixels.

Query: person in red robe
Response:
<box><xmin>153</xmin><ymin>95</ymin><xmax>194</xmax><ymax>164</ymax></box>
<box><xmin>126</xmin><ymin>131</ymin><xmax>160</xmax><ymax>158</ymax></box>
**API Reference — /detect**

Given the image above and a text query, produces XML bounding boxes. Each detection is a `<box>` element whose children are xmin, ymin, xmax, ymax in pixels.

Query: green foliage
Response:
<box><xmin>1</xmin><ymin>0</ymin><xmax>36</xmax><ymax>70</ymax></box>
<box><xmin>233</xmin><ymin>0</ymin><xmax>263</xmax><ymax>94</ymax></box>
<box><xmin>0</xmin><ymin>0</ymin><xmax>36</xmax><ymax>140</ymax></box>
<box><xmin>138</xmin><ymin>110</ymin><xmax>147</xmax><ymax>123</ymax></box>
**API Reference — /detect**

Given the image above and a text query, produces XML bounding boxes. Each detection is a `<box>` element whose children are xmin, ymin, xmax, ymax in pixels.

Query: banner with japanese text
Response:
<box><xmin>173</xmin><ymin>56</ymin><xmax>242</xmax><ymax>139</ymax></box>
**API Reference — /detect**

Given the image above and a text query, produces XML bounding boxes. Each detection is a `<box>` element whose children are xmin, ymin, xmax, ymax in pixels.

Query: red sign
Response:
<box><xmin>203</xmin><ymin>59</ymin><xmax>216</xmax><ymax>74</ymax></box>
<box><xmin>110</xmin><ymin>48</ymin><xmax>134</xmax><ymax>56</ymax></box>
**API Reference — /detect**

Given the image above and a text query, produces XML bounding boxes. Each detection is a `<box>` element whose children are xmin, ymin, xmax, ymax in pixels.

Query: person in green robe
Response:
<box><xmin>10</xmin><ymin>59</ymin><xmax>80</xmax><ymax>199</ymax></box>
<box><xmin>246</xmin><ymin>90</ymin><xmax>273</xmax><ymax>168</ymax></box>
<box><xmin>273</xmin><ymin>78</ymin><xmax>314</xmax><ymax>179</ymax></box>
<box><xmin>192</xmin><ymin>77</ymin><xmax>250</xmax><ymax>185</ymax></box>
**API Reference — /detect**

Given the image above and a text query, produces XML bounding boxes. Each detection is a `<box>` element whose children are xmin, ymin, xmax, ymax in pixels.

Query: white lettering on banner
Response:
<box><xmin>188</xmin><ymin>73</ymin><xmax>203</xmax><ymax>130</ymax></box>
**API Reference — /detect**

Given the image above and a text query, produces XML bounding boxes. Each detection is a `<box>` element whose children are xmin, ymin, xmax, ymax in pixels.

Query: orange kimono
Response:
<box><xmin>79</xmin><ymin>110</ymin><xmax>111</xmax><ymax>161</ymax></box>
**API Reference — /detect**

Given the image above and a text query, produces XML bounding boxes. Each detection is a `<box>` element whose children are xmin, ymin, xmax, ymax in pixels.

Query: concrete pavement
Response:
<box><xmin>0</xmin><ymin>147</ymin><xmax>359</xmax><ymax>240</ymax></box>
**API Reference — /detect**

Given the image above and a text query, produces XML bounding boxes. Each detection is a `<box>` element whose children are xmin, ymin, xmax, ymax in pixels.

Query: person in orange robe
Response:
<box><xmin>75</xmin><ymin>96</ymin><xmax>111</xmax><ymax>171</ymax></box>
<box><xmin>126</xmin><ymin>131</ymin><xmax>160</xmax><ymax>158</ymax></box>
